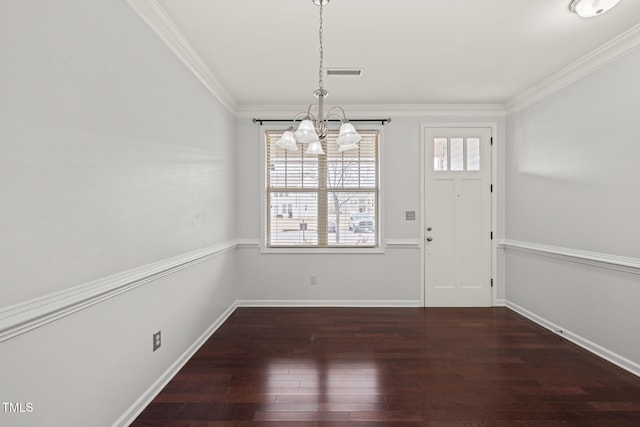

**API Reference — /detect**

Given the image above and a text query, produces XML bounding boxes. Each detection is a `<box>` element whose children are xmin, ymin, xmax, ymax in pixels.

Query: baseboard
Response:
<box><xmin>236</xmin><ymin>299</ymin><xmax>422</xmax><ymax>308</ymax></box>
<box><xmin>122</xmin><ymin>299</ymin><xmax>634</xmax><ymax>426</ymax></box>
<box><xmin>505</xmin><ymin>300</ymin><xmax>640</xmax><ymax>378</ymax></box>
<box><xmin>112</xmin><ymin>300</ymin><xmax>240</xmax><ymax>427</ymax></box>
<box><xmin>114</xmin><ymin>299</ymin><xmax>419</xmax><ymax>424</ymax></box>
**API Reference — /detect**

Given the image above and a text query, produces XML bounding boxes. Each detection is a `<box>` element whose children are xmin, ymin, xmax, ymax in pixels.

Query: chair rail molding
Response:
<box><xmin>385</xmin><ymin>239</ymin><xmax>422</xmax><ymax>249</ymax></box>
<box><xmin>0</xmin><ymin>241</ymin><xmax>238</xmax><ymax>343</ymax></box>
<box><xmin>500</xmin><ymin>239</ymin><xmax>640</xmax><ymax>275</ymax></box>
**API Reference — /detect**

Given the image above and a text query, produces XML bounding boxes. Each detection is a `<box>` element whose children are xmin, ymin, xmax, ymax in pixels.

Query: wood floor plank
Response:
<box><xmin>131</xmin><ymin>307</ymin><xmax>640</xmax><ymax>426</ymax></box>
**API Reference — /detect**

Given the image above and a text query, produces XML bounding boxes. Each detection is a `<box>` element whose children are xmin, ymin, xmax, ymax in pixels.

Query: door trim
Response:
<box><xmin>420</xmin><ymin>122</ymin><xmax>499</xmax><ymax>307</ymax></box>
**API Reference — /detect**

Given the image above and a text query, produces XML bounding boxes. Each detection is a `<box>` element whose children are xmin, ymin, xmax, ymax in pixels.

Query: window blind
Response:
<box><xmin>266</xmin><ymin>130</ymin><xmax>379</xmax><ymax>248</ymax></box>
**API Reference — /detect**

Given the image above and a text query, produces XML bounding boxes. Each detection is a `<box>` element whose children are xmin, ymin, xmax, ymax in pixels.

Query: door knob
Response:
<box><xmin>426</xmin><ymin>237</ymin><xmax>433</xmax><ymax>242</ymax></box>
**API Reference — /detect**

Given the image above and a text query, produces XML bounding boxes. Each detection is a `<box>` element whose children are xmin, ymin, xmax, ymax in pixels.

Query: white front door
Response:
<box><xmin>424</xmin><ymin>127</ymin><xmax>492</xmax><ymax>307</ymax></box>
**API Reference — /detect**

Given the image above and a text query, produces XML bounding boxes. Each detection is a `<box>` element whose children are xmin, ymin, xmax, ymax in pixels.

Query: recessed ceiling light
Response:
<box><xmin>569</xmin><ymin>0</ymin><xmax>621</xmax><ymax>18</ymax></box>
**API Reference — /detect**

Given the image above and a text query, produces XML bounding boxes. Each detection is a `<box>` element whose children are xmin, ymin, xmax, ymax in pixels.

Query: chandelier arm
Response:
<box><xmin>305</xmin><ymin>104</ymin><xmax>319</xmax><ymax>121</ymax></box>
<box><xmin>326</xmin><ymin>106</ymin><xmax>349</xmax><ymax>122</ymax></box>
<box><xmin>293</xmin><ymin>111</ymin><xmax>310</xmax><ymax>123</ymax></box>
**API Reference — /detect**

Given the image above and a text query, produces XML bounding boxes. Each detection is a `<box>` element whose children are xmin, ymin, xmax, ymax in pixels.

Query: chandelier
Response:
<box><xmin>276</xmin><ymin>0</ymin><xmax>361</xmax><ymax>155</ymax></box>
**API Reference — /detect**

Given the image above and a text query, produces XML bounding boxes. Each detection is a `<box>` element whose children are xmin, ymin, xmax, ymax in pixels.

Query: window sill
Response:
<box><xmin>259</xmin><ymin>246</ymin><xmax>385</xmax><ymax>254</ymax></box>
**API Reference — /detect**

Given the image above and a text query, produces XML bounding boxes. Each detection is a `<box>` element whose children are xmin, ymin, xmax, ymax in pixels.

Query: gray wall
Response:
<box><xmin>0</xmin><ymin>1</ymin><xmax>236</xmax><ymax>425</ymax></box>
<box><xmin>10</xmin><ymin>0</ymin><xmax>637</xmax><ymax>424</ymax></box>
<box><xmin>235</xmin><ymin>116</ymin><xmax>506</xmax><ymax>303</ymax></box>
<box><xmin>505</xmin><ymin>47</ymin><xmax>640</xmax><ymax>368</ymax></box>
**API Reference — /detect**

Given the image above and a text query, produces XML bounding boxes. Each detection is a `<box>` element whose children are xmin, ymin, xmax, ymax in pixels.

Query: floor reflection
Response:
<box><xmin>259</xmin><ymin>358</ymin><xmax>383</xmax><ymax>416</ymax></box>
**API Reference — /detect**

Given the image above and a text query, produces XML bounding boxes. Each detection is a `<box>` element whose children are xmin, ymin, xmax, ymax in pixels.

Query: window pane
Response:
<box><xmin>266</xmin><ymin>129</ymin><xmax>378</xmax><ymax>248</ymax></box>
<box><xmin>268</xmin><ymin>141</ymin><xmax>318</xmax><ymax>189</ymax></box>
<box><xmin>327</xmin><ymin>160</ymin><xmax>377</xmax><ymax>189</ymax></box>
<box><xmin>327</xmin><ymin>135</ymin><xmax>377</xmax><ymax>189</ymax></box>
<box><xmin>328</xmin><ymin>192</ymin><xmax>376</xmax><ymax>246</ymax></box>
<box><xmin>467</xmin><ymin>138</ymin><xmax>480</xmax><ymax>171</ymax></box>
<box><xmin>434</xmin><ymin>138</ymin><xmax>448</xmax><ymax>171</ymax></box>
<box><xmin>451</xmin><ymin>138</ymin><xmax>464</xmax><ymax>171</ymax></box>
<box><xmin>269</xmin><ymin>192</ymin><xmax>318</xmax><ymax>246</ymax></box>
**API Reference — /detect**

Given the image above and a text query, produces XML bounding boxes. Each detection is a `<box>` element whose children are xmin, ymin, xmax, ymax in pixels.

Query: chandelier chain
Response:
<box><xmin>318</xmin><ymin>1</ymin><xmax>324</xmax><ymax>92</ymax></box>
<box><xmin>274</xmin><ymin>0</ymin><xmax>361</xmax><ymax>155</ymax></box>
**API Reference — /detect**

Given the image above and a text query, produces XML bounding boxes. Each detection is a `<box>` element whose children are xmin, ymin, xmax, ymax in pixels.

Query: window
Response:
<box><xmin>266</xmin><ymin>129</ymin><xmax>379</xmax><ymax>248</ymax></box>
<box><xmin>434</xmin><ymin>136</ymin><xmax>482</xmax><ymax>172</ymax></box>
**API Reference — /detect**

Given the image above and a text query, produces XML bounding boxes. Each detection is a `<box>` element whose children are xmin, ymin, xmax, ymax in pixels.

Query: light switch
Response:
<box><xmin>405</xmin><ymin>211</ymin><xmax>416</xmax><ymax>221</ymax></box>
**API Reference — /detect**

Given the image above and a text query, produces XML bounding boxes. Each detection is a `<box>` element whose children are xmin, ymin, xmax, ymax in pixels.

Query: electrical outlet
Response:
<box><xmin>309</xmin><ymin>274</ymin><xmax>317</xmax><ymax>286</ymax></box>
<box><xmin>153</xmin><ymin>331</ymin><xmax>161</xmax><ymax>352</ymax></box>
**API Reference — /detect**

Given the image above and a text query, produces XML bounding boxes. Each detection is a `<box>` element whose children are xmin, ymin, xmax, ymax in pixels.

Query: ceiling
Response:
<box><xmin>152</xmin><ymin>0</ymin><xmax>640</xmax><ymax>109</ymax></box>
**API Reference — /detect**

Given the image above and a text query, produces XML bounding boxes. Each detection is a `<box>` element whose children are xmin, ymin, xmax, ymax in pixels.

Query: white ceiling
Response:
<box><xmin>153</xmin><ymin>0</ymin><xmax>640</xmax><ymax>109</ymax></box>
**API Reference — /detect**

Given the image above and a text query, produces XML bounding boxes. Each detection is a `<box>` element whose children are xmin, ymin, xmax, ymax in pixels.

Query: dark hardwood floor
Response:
<box><xmin>131</xmin><ymin>307</ymin><xmax>640</xmax><ymax>426</ymax></box>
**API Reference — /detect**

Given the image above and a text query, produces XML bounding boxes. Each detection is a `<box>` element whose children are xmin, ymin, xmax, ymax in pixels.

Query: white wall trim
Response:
<box><xmin>494</xmin><ymin>299</ymin><xmax>506</xmax><ymax>307</ymax></box>
<box><xmin>126</xmin><ymin>0</ymin><xmax>238</xmax><ymax>114</ymax></box>
<box><xmin>506</xmin><ymin>23</ymin><xmax>640</xmax><ymax>114</ymax></box>
<box><xmin>235</xmin><ymin>238</ymin><xmax>261</xmax><ymax>248</ymax></box>
<box><xmin>241</xmin><ymin>104</ymin><xmax>506</xmax><ymax>119</ymax></box>
<box><xmin>125</xmin><ymin>1</ymin><xmax>505</xmax><ymax>120</ymax></box>
<box><xmin>113</xmin><ymin>300</ymin><xmax>240</xmax><ymax>427</ymax></box>
<box><xmin>127</xmin><ymin>0</ymin><xmax>640</xmax><ymax>120</ymax></box>
<box><xmin>235</xmin><ymin>239</ymin><xmax>421</xmax><ymax>251</ymax></box>
<box><xmin>500</xmin><ymin>239</ymin><xmax>640</xmax><ymax>275</ymax></box>
<box><xmin>0</xmin><ymin>241</ymin><xmax>238</xmax><ymax>343</ymax></box>
<box><xmin>506</xmin><ymin>300</ymin><xmax>640</xmax><ymax>378</ymax></box>
<box><xmin>236</xmin><ymin>300</ymin><xmax>421</xmax><ymax>308</ymax></box>
<box><xmin>385</xmin><ymin>239</ymin><xmax>422</xmax><ymax>249</ymax></box>
<box><xmin>113</xmin><ymin>297</ymin><xmax>639</xmax><ymax>426</ymax></box>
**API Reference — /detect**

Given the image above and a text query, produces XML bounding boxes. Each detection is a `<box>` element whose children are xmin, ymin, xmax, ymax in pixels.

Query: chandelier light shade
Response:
<box><xmin>278</xmin><ymin>0</ymin><xmax>361</xmax><ymax>154</ymax></box>
<box><xmin>293</xmin><ymin>119</ymin><xmax>320</xmax><ymax>143</ymax></box>
<box><xmin>306</xmin><ymin>141</ymin><xmax>326</xmax><ymax>155</ymax></box>
<box><xmin>275</xmin><ymin>129</ymin><xmax>298</xmax><ymax>151</ymax></box>
<box><xmin>336</xmin><ymin>122</ymin><xmax>361</xmax><ymax>146</ymax></box>
<box><xmin>569</xmin><ymin>0</ymin><xmax>621</xmax><ymax>17</ymax></box>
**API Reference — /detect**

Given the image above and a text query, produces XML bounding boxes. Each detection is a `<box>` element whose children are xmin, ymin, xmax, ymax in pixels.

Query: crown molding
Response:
<box><xmin>126</xmin><ymin>1</ymin><xmax>504</xmax><ymax>119</ymax></box>
<box><xmin>506</xmin><ymin>23</ymin><xmax>640</xmax><ymax>114</ymax></box>
<box><xmin>126</xmin><ymin>0</ymin><xmax>238</xmax><ymax>114</ymax></box>
<box><xmin>238</xmin><ymin>103</ymin><xmax>506</xmax><ymax>119</ymax></box>
<box><xmin>128</xmin><ymin>0</ymin><xmax>639</xmax><ymax>119</ymax></box>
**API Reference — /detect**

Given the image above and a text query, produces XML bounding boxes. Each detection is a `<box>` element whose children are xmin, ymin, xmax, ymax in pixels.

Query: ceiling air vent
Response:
<box><xmin>326</xmin><ymin>68</ymin><xmax>363</xmax><ymax>77</ymax></box>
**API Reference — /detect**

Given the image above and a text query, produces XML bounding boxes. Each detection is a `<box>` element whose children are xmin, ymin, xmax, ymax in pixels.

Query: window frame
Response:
<box><xmin>260</xmin><ymin>124</ymin><xmax>385</xmax><ymax>254</ymax></box>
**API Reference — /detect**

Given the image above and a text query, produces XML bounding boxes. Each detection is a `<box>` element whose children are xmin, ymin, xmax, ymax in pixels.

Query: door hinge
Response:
<box><xmin>490</xmin><ymin>231</ymin><xmax>493</xmax><ymax>240</ymax></box>
<box><xmin>490</xmin><ymin>184</ymin><xmax>493</xmax><ymax>193</ymax></box>
<box><xmin>490</xmin><ymin>137</ymin><xmax>493</xmax><ymax>146</ymax></box>
<box><xmin>491</xmin><ymin>278</ymin><xmax>494</xmax><ymax>288</ymax></box>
